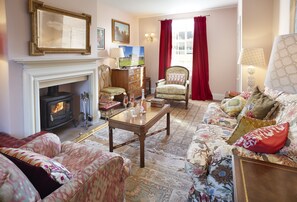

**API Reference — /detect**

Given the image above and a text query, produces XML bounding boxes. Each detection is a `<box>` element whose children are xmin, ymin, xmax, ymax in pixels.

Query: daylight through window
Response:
<box><xmin>171</xmin><ymin>18</ymin><xmax>194</xmax><ymax>74</ymax></box>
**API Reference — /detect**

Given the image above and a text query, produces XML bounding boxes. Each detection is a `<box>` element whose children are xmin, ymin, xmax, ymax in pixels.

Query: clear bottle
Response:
<box><xmin>140</xmin><ymin>89</ymin><xmax>147</xmax><ymax>113</ymax></box>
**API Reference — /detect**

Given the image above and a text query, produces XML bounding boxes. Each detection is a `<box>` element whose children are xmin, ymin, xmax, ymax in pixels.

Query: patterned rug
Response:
<box><xmin>82</xmin><ymin>100</ymin><xmax>209</xmax><ymax>202</ymax></box>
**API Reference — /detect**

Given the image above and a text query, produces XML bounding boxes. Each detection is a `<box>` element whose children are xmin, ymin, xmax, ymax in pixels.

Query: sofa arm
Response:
<box><xmin>42</xmin><ymin>141</ymin><xmax>131</xmax><ymax>201</ymax></box>
<box><xmin>232</xmin><ymin>147</ymin><xmax>297</xmax><ymax>168</ymax></box>
<box><xmin>0</xmin><ymin>131</ymin><xmax>47</xmax><ymax>148</ymax></box>
<box><xmin>43</xmin><ymin>155</ymin><xmax>128</xmax><ymax>202</ymax></box>
<box><xmin>20</xmin><ymin>133</ymin><xmax>61</xmax><ymax>158</ymax></box>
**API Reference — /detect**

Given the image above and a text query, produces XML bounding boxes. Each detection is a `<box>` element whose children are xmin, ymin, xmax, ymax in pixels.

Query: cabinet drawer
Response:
<box><xmin>129</xmin><ymin>81</ymin><xmax>141</xmax><ymax>91</ymax></box>
<box><xmin>129</xmin><ymin>68</ymin><xmax>141</xmax><ymax>76</ymax></box>
<box><xmin>129</xmin><ymin>73</ymin><xmax>140</xmax><ymax>82</ymax></box>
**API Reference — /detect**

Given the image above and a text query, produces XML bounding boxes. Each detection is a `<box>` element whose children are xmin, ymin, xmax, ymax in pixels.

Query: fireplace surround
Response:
<box><xmin>15</xmin><ymin>57</ymin><xmax>99</xmax><ymax>137</ymax></box>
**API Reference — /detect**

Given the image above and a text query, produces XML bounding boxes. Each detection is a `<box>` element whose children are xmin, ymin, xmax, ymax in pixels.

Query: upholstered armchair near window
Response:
<box><xmin>99</xmin><ymin>64</ymin><xmax>126</xmax><ymax>101</ymax></box>
<box><xmin>155</xmin><ymin>66</ymin><xmax>190</xmax><ymax>109</ymax></box>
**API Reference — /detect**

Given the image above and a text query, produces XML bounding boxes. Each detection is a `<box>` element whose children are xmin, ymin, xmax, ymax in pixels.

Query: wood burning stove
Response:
<box><xmin>40</xmin><ymin>86</ymin><xmax>73</xmax><ymax>130</ymax></box>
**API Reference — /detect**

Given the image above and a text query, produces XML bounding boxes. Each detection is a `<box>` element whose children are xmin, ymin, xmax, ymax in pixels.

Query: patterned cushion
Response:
<box><xmin>221</xmin><ymin>95</ymin><xmax>247</xmax><ymax>117</ymax></box>
<box><xmin>1</xmin><ymin>152</ymin><xmax>61</xmax><ymax>199</ymax></box>
<box><xmin>205</xmin><ymin>117</ymin><xmax>238</xmax><ymax>129</ymax></box>
<box><xmin>156</xmin><ymin>84</ymin><xmax>186</xmax><ymax>95</ymax></box>
<box><xmin>186</xmin><ymin>124</ymin><xmax>234</xmax><ymax>201</ymax></box>
<box><xmin>234</xmin><ymin>122</ymin><xmax>289</xmax><ymax>154</ymax></box>
<box><xmin>100</xmin><ymin>86</ymin><xmax>125</xmax><ymax>95</ymax></box>
<box><xmin>239</xmin><ymin>91</ymin><xmax>252</xmax><ymax>100</ymax></box>
<box><xmin>0</xmin><ymin>148</ymin><xmax>72</xmax><ymax>184</ymax></box>
<box><xmin>272</xmin><ymin>94</ymin><xmax>297</xmax><ymax>161</ymax></box>
<box><xmin>226</xmin><ymin>116</ymin><xmax>276</xmax><ymax>145</ymax></box>
<box><xmin>0</xmin><ymin>154</ymin><xmax>41</xmax><ymax>202</ymax></box>
<box><xmin>186</xmin><ymin>124</ymin><xmax>233</xmax><ymax>166</ymax></box>
<box><xmin>237</xmin><ymin>86</ymin><xmax>279</xmax><ymax>121</ymax></box>
<box><xmin>166</xmin><ymin>73</ymin><xmax>186</xmax><ymax>85</ymax></box>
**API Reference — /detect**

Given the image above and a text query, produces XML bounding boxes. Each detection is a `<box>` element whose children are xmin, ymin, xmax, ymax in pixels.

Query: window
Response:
<box><xmin>171</xmin><ymin>19</ymin><xmax>194</xmax><ymax>74</ymax></box>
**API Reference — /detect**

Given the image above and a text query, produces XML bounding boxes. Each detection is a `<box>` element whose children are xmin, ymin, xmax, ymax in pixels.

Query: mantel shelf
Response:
<box><xmin>13</xmin><ymin>57</ymin><xmax>104</xmax><ymax>65</ymax></box>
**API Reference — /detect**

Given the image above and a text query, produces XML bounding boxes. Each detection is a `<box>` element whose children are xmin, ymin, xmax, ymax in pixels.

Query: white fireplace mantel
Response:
<box><xmin>14</xmin><ymin>57</ymin><xmax>100</xmax><ymax>137</ymax></box>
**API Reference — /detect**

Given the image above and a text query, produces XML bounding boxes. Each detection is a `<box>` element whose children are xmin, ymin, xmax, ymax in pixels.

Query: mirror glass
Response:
<box><xmin>29</xmin><ymin>0</ymin><xmax>91</xmax><ymax>55</ymax></box>
<box><xmin>37</xmin><ymin>10</ymin><xmax>86</xmax><ymax>49</ymax></box>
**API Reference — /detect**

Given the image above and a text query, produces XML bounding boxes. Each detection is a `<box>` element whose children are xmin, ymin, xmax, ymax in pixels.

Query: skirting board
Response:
<box><xmin>151</xmin><ymin>87</ymin><xmax>224</xmax><ymax>101</ymax></box>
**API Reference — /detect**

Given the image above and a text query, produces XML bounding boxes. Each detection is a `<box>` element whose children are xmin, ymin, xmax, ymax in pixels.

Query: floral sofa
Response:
<box><xmin>185</xmin><ymin>87</ymin><xmax>297</xmax><ymax>201</ymax></box>
<box><xmin>0</xmin><ymin>132</ymin><xmax>131</xmax><ymax>202</ymax></box>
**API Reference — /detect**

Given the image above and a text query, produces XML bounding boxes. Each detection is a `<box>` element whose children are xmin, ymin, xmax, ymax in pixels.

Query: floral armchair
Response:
<box><xmin>0</xmin><ymin>132</ymin><xmax>131</xmax><ymax>201</ymax></box>
<box><xmin>155</xmin><ymin>66</ymin><xmax>190</xmax><ymax>109</ymax></box>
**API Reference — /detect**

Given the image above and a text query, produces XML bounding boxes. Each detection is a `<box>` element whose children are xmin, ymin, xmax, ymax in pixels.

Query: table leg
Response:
<box><xmin>166</xmin><ymin>112</ymin><xmax>170</xmax><ymax>136</ymax></box>
<box><xmin>109</xmin><ymin>127</ymin><xmax>113</xmax><ymax>152</ymax></box>
<box><xmin>139</xmin><ymin>133</ymin><xmax>145</xmax><ymax>168</ymax></box>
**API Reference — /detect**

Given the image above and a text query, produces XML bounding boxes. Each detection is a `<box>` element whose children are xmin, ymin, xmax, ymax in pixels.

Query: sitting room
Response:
<box><xmin>1</xmin><ymin>0</ymin><xmax>297</xmax><ymax>201</ymax></box>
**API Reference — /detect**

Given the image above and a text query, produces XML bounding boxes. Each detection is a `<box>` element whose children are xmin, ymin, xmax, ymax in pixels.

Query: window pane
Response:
<box><xmin>187</xmin><ymin>41</ymin><xmax>192</xmax><ymax>54</ymax></box>
<box><xmin>171</xmin><ymin>19</ymin><xmax>193</xmax><ymax>74</ymax></box>
<box><xmin>178</xmin><ymin>32</ymin><xmax>185</xmax><ymax>40</ymax></box>
<box><xmin>187</xmin><ymin>31</ymin><xmax>193</xmax><ymax>39</ymax></box>
<box><xmin>178</xmin><ymin>42</ymin><xmax>185</xmax><ymax>50</ymax></box>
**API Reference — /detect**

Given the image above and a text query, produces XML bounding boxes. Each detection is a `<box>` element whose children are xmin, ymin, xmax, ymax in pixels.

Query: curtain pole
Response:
<box><xmin>158</xmin><ymin>15</ymin><xmax>210</xmax><ymax>21</ymax></box>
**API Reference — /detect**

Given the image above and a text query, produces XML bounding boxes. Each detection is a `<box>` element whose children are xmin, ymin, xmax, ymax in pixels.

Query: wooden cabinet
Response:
<box><xmin>232</xmin><ymin>152</ymin><xmax>297</xmax><ymax>202</ymax></box>
<box><xmin>111</xmin><ymin>66</ymin><xmax>145</xmax><ymax>98</ymax></box>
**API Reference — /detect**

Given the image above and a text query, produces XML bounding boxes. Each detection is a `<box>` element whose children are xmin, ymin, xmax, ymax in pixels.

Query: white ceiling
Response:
<box><xmin>98</xmin><ymin>0</ymin><xmax>238</xmax><ymax>18</ymax></box>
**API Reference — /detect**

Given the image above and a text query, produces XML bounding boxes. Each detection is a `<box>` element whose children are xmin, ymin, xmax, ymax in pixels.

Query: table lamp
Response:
<box><xmin>238</xmin><ymin>48</ymin><xmax>266</xmax><ymax>92</ymax></box>
<box><xmin>110</xmin><ymin>48</ymin><xmax>124</xmax><ymax>69</ymax></box>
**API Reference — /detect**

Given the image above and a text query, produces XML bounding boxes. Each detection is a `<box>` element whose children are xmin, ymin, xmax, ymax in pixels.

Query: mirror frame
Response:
<box><xmin>29</xmin><ymin>0</ymin><xmax>91</xmax><ymax>56</ymax></box>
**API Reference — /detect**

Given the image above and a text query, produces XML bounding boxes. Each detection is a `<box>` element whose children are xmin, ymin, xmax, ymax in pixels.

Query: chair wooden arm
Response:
<box><xmin>155</xmin><ymin>79</ymin><xmax>166</xmax><ymax>87</ymax></box>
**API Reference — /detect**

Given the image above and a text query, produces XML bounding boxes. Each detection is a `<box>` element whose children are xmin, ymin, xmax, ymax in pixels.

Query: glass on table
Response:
<box><xmin>130</xmin><ymin>93</ymin><xmax>135</xmax><ymax>107</ymax></box>
<box><xmin>123</xmin><ymin>94</ymin><xmax>129</xmax><ymax>109</ymax></box>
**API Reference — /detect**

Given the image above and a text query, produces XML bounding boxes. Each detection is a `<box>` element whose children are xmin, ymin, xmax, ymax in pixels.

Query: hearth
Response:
<box><xmin>40</xmin><ymin>86</ymin><xmax>73</xmax><ymax>130</ymax></box>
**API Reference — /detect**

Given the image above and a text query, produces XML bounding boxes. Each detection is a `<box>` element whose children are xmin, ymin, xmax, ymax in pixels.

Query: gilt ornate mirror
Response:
<box><xmin>29</xmin><ymin>0</ymin><xmax>91</xmax><ymax>56</ymax></box>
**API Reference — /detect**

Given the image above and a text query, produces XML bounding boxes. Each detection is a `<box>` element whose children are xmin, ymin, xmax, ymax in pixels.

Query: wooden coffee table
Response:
<box><xmin>108</xmin><ymin>104</ymin><xmax>171</xmax><ymax>168</ymax></box>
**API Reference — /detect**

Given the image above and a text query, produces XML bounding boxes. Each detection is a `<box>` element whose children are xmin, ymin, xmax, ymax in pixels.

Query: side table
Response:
<box><xmin>232</xmin><ymin>152</ymin><xmax>297</xmax><ymax>202</ymax></box>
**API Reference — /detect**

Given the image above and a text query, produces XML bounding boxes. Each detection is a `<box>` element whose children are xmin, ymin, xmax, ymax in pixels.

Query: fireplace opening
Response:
<box><xmin>40</xmin><ymin>86</ymin><xmax>74</xmax><ymax>131</ymax></box>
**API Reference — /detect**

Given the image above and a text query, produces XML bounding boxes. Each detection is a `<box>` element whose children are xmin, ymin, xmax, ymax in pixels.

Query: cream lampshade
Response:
<box><xmin>265</xmin><ymin>34</ymin><xmax>297</xmax><ymax>94</ymax></box>
<box><xmin>110</xmin><ymin>48</ymin><xmax>124</xmax><ymax>69</ymax></box>
<box><xmin>238</xmin><ymin>48</ymin><xmax>266</xmax><ymax>92</ymax></box>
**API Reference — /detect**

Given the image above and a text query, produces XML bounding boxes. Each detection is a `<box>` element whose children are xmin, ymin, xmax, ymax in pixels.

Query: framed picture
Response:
<box><xmin>112</xmin><ymin>19</ymin><xmax>130</xmax><ymax>44</ymax></box>
<box><xmin>97</xmin><ymin>27</ymin><xmax>105</xmax><ymax>49</ymax></box>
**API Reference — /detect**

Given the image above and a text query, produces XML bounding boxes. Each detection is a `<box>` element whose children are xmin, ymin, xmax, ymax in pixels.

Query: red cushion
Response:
<box><xmin>234</xmin><ymin>122</ymin><xmax>289</xmax><ymax>154</ymax></box>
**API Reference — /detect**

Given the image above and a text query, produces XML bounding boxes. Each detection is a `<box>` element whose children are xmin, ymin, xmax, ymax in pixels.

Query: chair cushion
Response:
<box><xmin>166</xmin><ymin>73</ymin><xmax>186</xmax><ymax>85</ymax></box>
<box><xmin>0</xmin><ymin>154</ymin><xmax>41</xmax><ymax>202</ymax></box>
<box><xmin>156</xmin><ymin>84</ymin><xmax>186</xmax><ymax>95</ymax></box>
<box><xmin>100</xmin><ymin>87</ymin><xmax>125</xmax><ymax>95</ymax></box>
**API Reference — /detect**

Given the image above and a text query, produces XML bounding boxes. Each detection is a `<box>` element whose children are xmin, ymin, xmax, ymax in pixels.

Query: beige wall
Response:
<box><xmin>278</xmin><ymin>0</ymin><xmax>291</xmax><ymax>35</ymax></box>
<box><xmin>240</xmin><ymin>0</ymin><xmax>293</xmax><ymax>92</ymax></box>
<box><xmin>241</xmin><ymin>0</ymin><xmax>274</xmax><ymax>91</ymax></box>
<box><xmin>0</xmin><ymin>0</ymin><xmax>98</xmax><ymax>137</ymax></box>
<box><xmin>97</xmin><ymin>2</ymin><xmax>139</xmax><ymax>68</ymax></box>
<box><xmin>0</xmin><ymin>0</ymin><xmax>10</xmax><ymax>133</ymax></box>
<box><xmin>139</xmin><ymin>7</ymin><xmax>238</xmax><ymax>99</ymax></box>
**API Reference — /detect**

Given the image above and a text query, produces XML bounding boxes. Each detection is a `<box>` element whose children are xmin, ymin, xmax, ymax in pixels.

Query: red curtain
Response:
<box><xmin>158</xmin><ymin>20</ymin><xmax>172</xmax><ymax>79</ymax></box>
<box><xmin>192</xmin><ymin>16</ymin><xmax>213</xmax><ymax>100</ymax></box>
